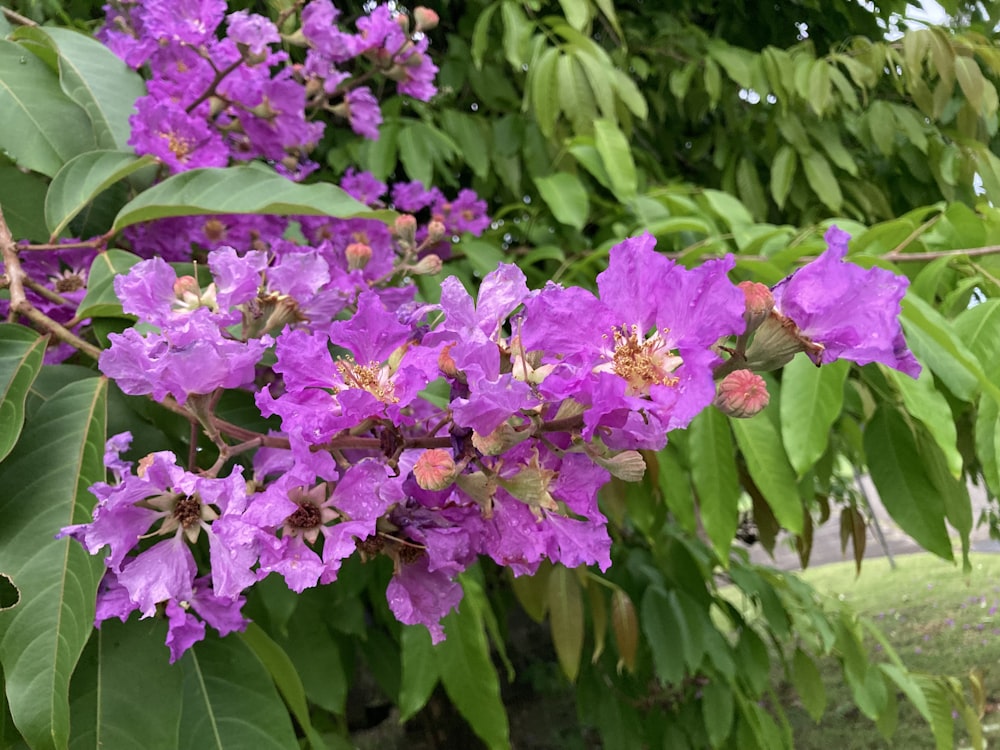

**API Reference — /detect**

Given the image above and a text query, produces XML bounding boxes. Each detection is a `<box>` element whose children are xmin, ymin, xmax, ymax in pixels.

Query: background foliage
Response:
<box><xmin>2</xmin><ymin>0</ymin><xmax>1000</xmax><ymax>747</ymax></box>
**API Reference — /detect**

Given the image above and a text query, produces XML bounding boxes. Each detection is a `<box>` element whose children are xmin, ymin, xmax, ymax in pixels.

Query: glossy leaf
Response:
<box><xmin>0</xmin><ymin>377</ymin><xmax>107</xmax><ymax>750</ymax></box>
<box><xmin>0</xmin><ymin>324</ymin><xmax>47</xmax><ymax>463</ymax></box>
<box><xmin>399</xmin><ymin>625</ymin><xmax>439</xmax><ymax>722</ymax></box>
<box><xmin>887</xmin><ymin>367</ymin><xmax>962</xmax><ymax>478</ymax></box>
<box><xmin>864</xmin><ymin>406</ymin><xmax>952</xmax><ymax>560</ymax></box>
<box><xmin>45</xmin><ymin>151</ymin><xmax>154</xmax><ymax>239</ymax></box>
<box><xmin>68</xmin><ymin>618</ymin><xmax>182</xmax><ymax>750</ymax></box>
<box><xmin>14</xmin><ymin>27</ymin><xmax>145</xmax><ymax>151</ymax></box>
<box><xmin>780</xmin><ymin>357</ymin><xmax>849</xmax><ymax>476</ymax></box>
<box><xmin>801</xmin><ymin>150</ymin><xmax>842</xmax><ymax>211</ymax></box>
<box><xmin>0</xmin><ymin>39</ymin><xmax>95</xmax><ymax>177</ymax></box>
<box><xmin>238</xmin><ymin>623</ymin><xmax>325</xmax><ymax>750</ymax></box>
<box><xmin>111</xmin><ymin>166</ymin><xmax>371</xmax><ymax>232</ymax></box>
<box><xmin>437</xmin><ymin>584</ymin><xmax>510</xmax><ymax>750</ymax></box>
<box><xmin>0</xmin><ymin>167</ymin><xmax>49</xmax><ymax>241</ymax></box>
<box><xmin>689</xmin><ymin>408</ymin><xmax>741</xmax><ymax>559</ymax></box>
<box><xmin>179</xmin><ymin>634</ymin><xmax>298</xmax><ymax>750</ymax></box>
<box><xmin>76</xmin><ymin>249</ymin><xmax>143</xmax><ymax>321</ymax></box>
<box><xmin>732</xmin><ymin>414</ymin><xmax>804</xmax><ymax>534</ymax></box>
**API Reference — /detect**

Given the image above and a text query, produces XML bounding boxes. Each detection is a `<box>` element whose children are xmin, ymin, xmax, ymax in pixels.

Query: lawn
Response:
<box><xmin>783</xmin><ymin>552</ymin><xmax>1000</xmax><ymax>749</ymax></box>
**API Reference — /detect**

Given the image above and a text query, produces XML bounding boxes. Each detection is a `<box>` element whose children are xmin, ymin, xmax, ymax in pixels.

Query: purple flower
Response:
<box><xmin>301</xmin><ymin>0</ymin><xmax>357</xmax><ymax>63</ymax></box>
<box><xmin>392</xmin><ymin>181</ymin><xmax>443</xmax><ymax>212</ymax></box>
<box><xmin>129</xmin><ymin>98</ymin><xmax>229</xmax><ymax>173</ymax></box>
<box><xmin>142</xmin><ymin>0</ymin><xmax>226</xmax><ymax>45</ymax></box>
<box><xmin>435</xmin><ymin>189</ymin><xmax>490</xmax><ymax>235</ymax></box>
<box><xmin>769</xmin><ymin>226</ymin><xmax>921</xmax><ymax>377</ymax></box>
<box><xmin>520</xmin><ymin>233</ymin><xmax>746</xmax><ymax>448</ymax></box>
<box><xmin>341</xmin><ymin>168</ymin><xmax>387</xmax><ymax>205</ymax></box>
<box><xmin>226</xmin><ymin>10</ymin><xmax>280</xmax><ymax>56</ymax></box>
<box><xmin>386</xmin><ymin>556</ymin><xmax>463</xmax><ymax>644</ymax></box>
<box><xmin>343</xmin><ymin>87</ymin><xmax>382</xmax><ymax>140</ymax></box>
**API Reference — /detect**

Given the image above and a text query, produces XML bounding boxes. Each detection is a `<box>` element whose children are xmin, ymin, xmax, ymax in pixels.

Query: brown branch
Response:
<box><xmin>1</xmin><ymin>7</ymin><xmax>37</xmax><ymax>26</ymax></box>
<box><xmin>22</xmin><ymin>277</ymin><xmax>70</xmax><ymax>307</ymax></box>
<box><xmin>0</xmin><ymin>206</ymin><xmax>102</xmax><ymax>360</ymax></box>
<box><xmin>883</xmin><ymin>245</ymin><xmax>1000</xmax><ymax>262</ymax></box>
<box><xmin>19</xmin><ymin>235</ymin><xmax>110</xmax><ymax>252</ymax></box>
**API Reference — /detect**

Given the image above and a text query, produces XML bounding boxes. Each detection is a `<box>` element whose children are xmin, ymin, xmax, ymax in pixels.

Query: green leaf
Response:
<box><xmin>438</xmin><ymin>588</ymin><xmax>510</xmax><ymax>750</ymax></box>
<box><xmin>535</xmin><ymin>172</ymin><xmax>589</xmax><ymax>230</ymax></box>
<box><xmin>470</xmin><ymin>3</ymin><xmax>498</xmax><ymax>68</ymax></box>
<box><xmin>792</xmin><ymin>648</ymin><xmax>826</xmax><ymax>721</ymax></box>
<box><xmin>529</xmin><ymin>46</ymin><xmax>561</xmax><ymax>137</ymax></box>
<box><xmin>702</xmin><ymin>678</ymin><xmax>734</xmax><ymax>747</ymax></box>
<box><xmin>14</xmin><ymin>27</ymin><xmax>145</xmax><ymax>151</ymax></box>
<box><xmin>239</xmin><ymin>624</ymin><xmax>325</xmax><ymax>750</ymax></box>
<box><xmin>500</xmin><ymin>0</ymin><xmax>531</xmax><ymax>68</ymax></box>
<box><xmin>112</xmin><ymin>166</ymin><xmax>371</xmax><ymax>232</ymax></box>
<box><xmin>902</xmin><ymin>294</ymin><xmax>997</xmax><ymax>403</ymax></box>
<box><xmin>954</xmin><ymin>298</ymin><xmax>1000</xmax><ymax>372</ymax></box>
<box><xmin>780</xmin><ymin>358</ymin><xmax>849</xmax><ymax>476</ymax></box>
<box><xmin>0</xmin><ymin>377</ymin><xmax>107</xmax><ymax>750</ymax></box>
<box><xmin>976</xmin><ymin>394</ymin><xmax>1000</xmax><ymax>496</ymax></box>
<box><xmin>69</xmin><ymin>618</ymin><xmax>183</xmax><ymax>750</ymax></box>
<box><xmin>0</xmin><ymin>167</ymin><xmax>49</xmax><ymax>241</ymax></box>
<box><xmin>0</xmin><ymin>39</ymin><xmax>95</xmax><ymax>177</ymax></box>
<box><xmin>954</xmin><ymin>55</ymin><xmax>984</xmax><ymax>110</ymax></box>
<box><xmin>0</xmin><ymin>324</ymin><xmax>47</xmax><ymax>463</ymax></box>
<box><xmin>641</xmin><ymin>586</ymin><xmax>684</xmax><ymax>685</ymax></box>
<box><xmin>180</xmin><ymin>634</ymin><xmax>298</xmax><ymax>749</ymax></box>
<box><xmin>399</xmin><ymin>625</ymin><xmax>439</xmax><ymax>722</ymax></box>
<box><xmin>864</xmin><ymin>406</ymin><xmax>952</xmax><ymax>560</ymax></box>
<box><xmin>46</xmin><ymin>151</ymin><xmax>154</xmax><ymax>239</ymax></box>
<box><xmin>801</xmin><ymin>150</ymin><xmax>842</xmax><ymax>212</ymax></box>
<box><xmin>732</xmin><ymin>414</ymin><xmax>804</xmax><ymax>534</ymax></box>
<box><xmin>887</xmin><ymin>367</ymin><xmax>962</xmax><ymax>478</ymax></box>
<box><xmin>593</xmin><ymin>118</ymin><xmax>637</xmax><ymax>201</ymax></box>
<box><xmin>689</xmin><ymin>408</ymin><xmax>741</xmax><ymax>559</ymax></box>
<box><xmin>770</xmin><ymin>145</ymin><xmax>797</xmax><ymax>209</ymax></box>
<box><xmin>76</xmin><ymin>249</ymin><xmax>143</xmax><ymax>320</ymax></box>
<box><xmin>548</xmin><ymin>565</ymin><xmax>584</xmax><ymax>682</ymax></box>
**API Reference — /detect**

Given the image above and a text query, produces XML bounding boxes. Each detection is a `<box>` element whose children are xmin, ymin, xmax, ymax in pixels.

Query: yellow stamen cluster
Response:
<box><xmin>605</xmin><ymin>324</ymin><xmax>682</xmax><ymax>396</ymax></box>
<box><xmin>335</xmin><ymin>359</ymin><xmax>399</xmax><ymax>403</ymax></box>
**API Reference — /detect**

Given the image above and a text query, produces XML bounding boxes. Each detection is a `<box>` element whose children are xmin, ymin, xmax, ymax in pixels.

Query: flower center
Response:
<box><xmin>605</xmin><ymin>324</ymin><xmax>682</xmax><ymax>396</ymax></box>
<box><xmin>335</xmin><ymin>359</ymin><xmax>399</xmax><ymax>403</ymax></box>
<box><xmin>287</xmin><ymin>501</ymin><xmax>321</xmax><ymax>530</ymax></box>
<box><xmin>164</xmin><ymin>132</ymin><xmax>195</xmax><ymax>162</ymax></box>
<box><xmin>173</xmin><ymin>495</ymin><xmax>202</xmax><ymax>528</ymax></box>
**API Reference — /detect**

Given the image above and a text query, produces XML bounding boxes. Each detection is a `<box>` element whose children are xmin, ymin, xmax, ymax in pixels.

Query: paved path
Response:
<box><xmin>744</xmin><ymin>477</ymin><xmax>999</xmax><ymax>570</ymax></box>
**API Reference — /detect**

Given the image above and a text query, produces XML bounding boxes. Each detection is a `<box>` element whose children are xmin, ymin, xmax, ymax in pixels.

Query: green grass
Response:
<box><xmin>781</xmin><ymin>552</ymin><xmax>1000</xmax><ymax>749</ymax></box>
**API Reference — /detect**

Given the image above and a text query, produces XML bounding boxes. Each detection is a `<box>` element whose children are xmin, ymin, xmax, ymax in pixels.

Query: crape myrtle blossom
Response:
<box><xmin>520</xmin><ymin>232</ymin><xmax>747</xmax><ymax>450</ymax></box>
<box><xmin>744</xmin><ymin>226</ymin><xmax>922</xmax><ymax>378</ymax></box>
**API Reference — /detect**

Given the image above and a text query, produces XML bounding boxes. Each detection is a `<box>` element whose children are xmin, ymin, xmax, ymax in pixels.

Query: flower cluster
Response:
<box><xmin>61</xmin><ymin>221</ymin><xmax>921</xmax><ymax>659</ymax></box>
<box><xmin>49</xmin><ymin>2</ymin><xmax>923</xmax><ymax>664</ymax></box>
<box><xmin>100</xmin><ymin>0</ymin><xmax>439</xmax><ymax>179</ymax></box>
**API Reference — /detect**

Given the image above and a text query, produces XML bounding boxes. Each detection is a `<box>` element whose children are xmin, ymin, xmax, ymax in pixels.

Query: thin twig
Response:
<box><xmin>23</xmin><ymin>277</ymin><xmax>70</xmax><ymax>307</ymax></box>
<box><xmin>1</xmin><ymin>7</ymin><xmax>37</xmax><ymax>26</ymax></box>
<box><xmin>0</xmin><ymin>206</ymin><xmax>102</xmax><ymax>360</ymax></box>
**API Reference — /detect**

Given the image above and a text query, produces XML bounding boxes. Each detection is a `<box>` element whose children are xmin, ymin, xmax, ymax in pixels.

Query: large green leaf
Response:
<box><xmin>45</xmin><ymin>151</ymin><xmax>154</xmax><ymax>240</ymax></box>
<box><xmin>901</xmin><ymin>294</ymin><xmax>997</xmax><ymax>403</ymax></box>
<box><xmin>954</xmin><ymin>298</ymin><xmax>1000</xmax><ymax>373</ymax></box>
<box><xmin>548</xmin><ymin>564</ymin><xmax>584</xmax><ymax>682</ymax></box>
<box><xmin>887</xmin><ymin>367</ymin><xmax>962</xmax><ymax>478</ymax></box>
<box><xmin>399</xmin><ymin>625</ymin><xmax>439</xmax><ymax>722</ymax></box>
<box><xmin>641</xmin><ymin>586</ymin><xmax>684</xmax><ymax>685</ymax></box>
<box><xmin>238</xmin><ymin>624</ymin><xmax>325</xmax><ymax>750</ymax></box>
<box><xmin>0</xmin><ymin>39</ymin><xmax>95</xmax><ymax>177</ymax></box>
<box><xmin>689</xmin><ymin>408</ymin><xmax>741</xmax><ymax>559</ymax></box>
<box><xmin>534</xmin><ymin>172</ymin><xmax>589</xmax><ymax>230</ymax></box>
<box><xmin>0</xmin><ymin>324</ymin><xmax>48</xmax><ymax>464</ymax></box>
<box><xmin>779</xmin><ymin>357</ymin><xmax>849</xmax><ymax>476</ymax></box>
<box><xmin>111</xmin><ymin>166</ymin><xmax>372</xmax><ymax>232</ymax></box>
<box><xmin>864</xmin><ymin>406</ymin><xmax>952</xmax><ymax>560</ymax></box>
<box><xmin>731</xmin><ymin>414</ymin><xmax>803</xmax><ymax>534</ymax></box>
<box><xmin>76</xmin><ymin>249</ymin><xmax>143</xmax><ymax>321</ymax></box>
<box><xmin>179</xmin><ymin>634</ymin><xmax>298</xmax><ymax>750</ymax></box>
<box><xmin>976</xmin><ymin>394</ymin><xmax>1000</xmax><ymax>496</ymax></box>
<box><xmin>437</xmin><ymin>578</ymin><xmax>510</xmax><ymax>750</ymax></box>
<box><xmin>68</xmin><ymin>618</ymin><xmax>182</xmax><ymax>750</ymax></box>
<box><xmin>0</xmin><ymin>167</ymin><xmax>49</xmax><ymax>242</ymax></box>
<box><xmin>0</xmin><ymin>377</ymin><xmax>107</xmax><ymax>750</ymax></box>
<box><xmin>593</xmin><ymin>119</ymin><xmax>637</xmax><ymax>201</ymax></box>
<box><xmin>13</xmin><ymin>27</ymin><xmax>145</xmax><ymax>151</ymax></box>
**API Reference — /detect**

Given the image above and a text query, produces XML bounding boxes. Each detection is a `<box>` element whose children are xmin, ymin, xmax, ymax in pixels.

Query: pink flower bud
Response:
<box><xmin>427</xmin><ymin>220</ymin><xmax>447</xmax><ymax>243</ymax></box>
<box><xmin>414</xmin><ymin>7</ymin><xmax>440</xmax><ymax>32</ymax></box>
<box><xmin>738</xmin><ymin>281</ymin><xmax>774</xmax><ymax>334</ymax></box>
<box><xmin>394</xmin><ymin>214</ymin><xmax>417</xmax><ymax>247</ymax></box>
<box><xmin>413</xmin><ymin>449</ymin><xmax>457</xmax><ymax>490</ymax></box>
<box><xmin>174</xmin><ymin>275</ymin><xmax>200</xmax><ymax>298</ymax></box>
<box><xmin>438</xmin><ymin>343</ymin><xmax>460</xmax><ymax>378</ymax></box>
<box><xmin>345</xmin><ymin>242</ymin><xmax>372</xmax><ymax>270</ymax></box>
<box><xmin>713</xmin><ymin>370</ymin><xmax>770</xmax><ymax>418</ymax></box>
<box><xmin>410</xmin><ymin>254</ymin><xmax>442</xmax><ymax>275</ymax></box>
